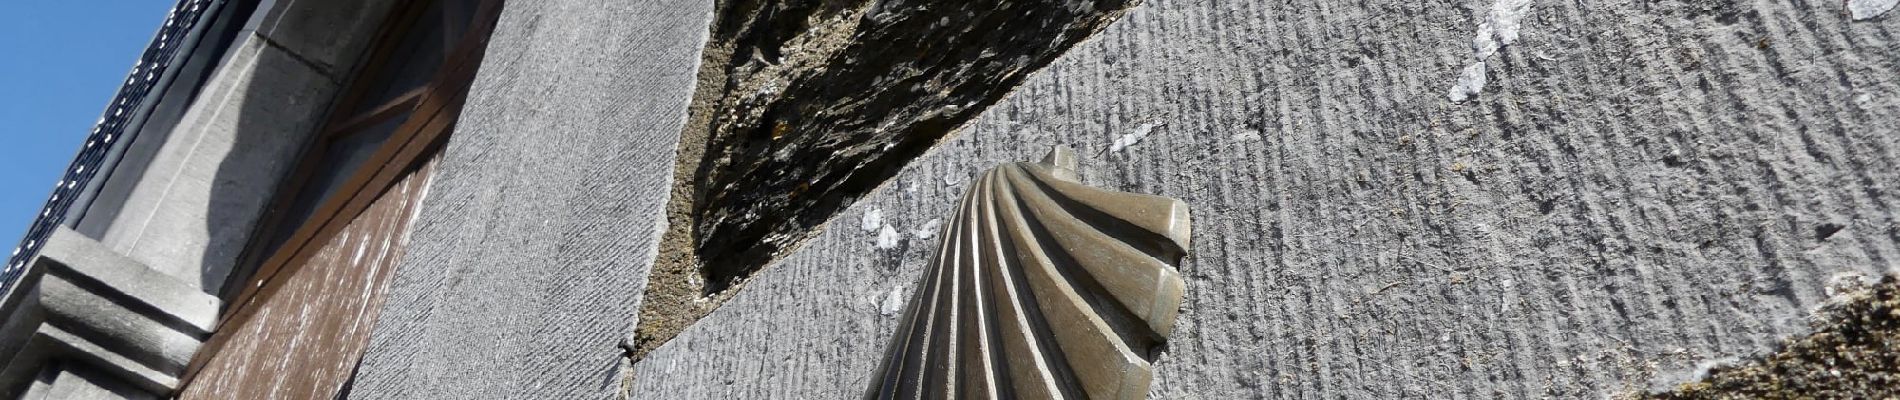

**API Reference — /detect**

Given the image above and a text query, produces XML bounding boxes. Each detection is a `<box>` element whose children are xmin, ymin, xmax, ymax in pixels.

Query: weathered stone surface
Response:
<box><xmin>633</xmin><ymin>0</ymin><xmax>1900</xmax><ymax>398</ymax></box>
<box><xmin>864</xmin><ymin>147</ymin><xmax>1192</xmax><ymax>399</ymax></box>
<box><xmin>681</xmin><ymin>0</ymin><xmax>1142</xmax><ymax>287</ymax></box>
<box><xmin>0</xmin><ymin>228</ymin><xmax>218</xmax><ymax>398</ymax></box>
<box><xmin>344</xmin><ymin>0</ymin><xmax>712</xmax><ymax>398</ymax></box>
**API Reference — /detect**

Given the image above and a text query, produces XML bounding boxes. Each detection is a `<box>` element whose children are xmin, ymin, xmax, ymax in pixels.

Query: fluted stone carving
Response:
<box><xmin>865</xmin><ymin>146</ymin><xmax>1192</xmax><ymax>400</ymax></box>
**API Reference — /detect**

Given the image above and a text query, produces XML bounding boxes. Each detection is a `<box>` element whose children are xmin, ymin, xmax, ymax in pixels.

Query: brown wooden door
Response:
<box><xmin>177</xmin><ymin>0</ymin><xmax>500</xmax><ymax>398</ymax></box>
<box><xmin>179</xmin><ymin>156</ymin><xmax>440</xmax><ymax>399</ymax></box>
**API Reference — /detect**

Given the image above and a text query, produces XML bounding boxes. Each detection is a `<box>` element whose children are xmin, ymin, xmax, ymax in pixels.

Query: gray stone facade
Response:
<box><xmin>4</xmin><ymin>0</ymin><xmax>1898</xmax><ymax>398</ymax></box>
<box><xmin>345</xmin><ymin>1</ymin><xmax>713</xmax><ymax>398</ymax></box>
<box><xmin>629</xmin><ymin>0</ymin><xmax>1900</xmax><ymax>398</ymax></box>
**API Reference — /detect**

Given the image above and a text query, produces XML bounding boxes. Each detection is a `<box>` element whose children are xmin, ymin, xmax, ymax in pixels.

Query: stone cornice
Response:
<box><xmin>0</xmin><ymin>228</ymin><xmax>219</xmax><ymax>397</ymax></box>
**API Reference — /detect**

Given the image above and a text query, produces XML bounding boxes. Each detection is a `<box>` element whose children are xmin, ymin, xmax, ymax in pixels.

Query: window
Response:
<box><xmin>177</xmin><ymin>0</ymin><xmax>501</xmax><ymax>397</ymax></box>
<box><xmin>219</xmin><ymin>0</ymin><xmax>491</xmax><ymax>300</ymax></box>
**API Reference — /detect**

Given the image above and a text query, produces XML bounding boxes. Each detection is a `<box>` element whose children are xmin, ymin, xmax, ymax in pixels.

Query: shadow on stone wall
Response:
<box><xmin>199</xmin><ymin>0</ymin><xmax>399</xmax><ymax>296</ymax></box>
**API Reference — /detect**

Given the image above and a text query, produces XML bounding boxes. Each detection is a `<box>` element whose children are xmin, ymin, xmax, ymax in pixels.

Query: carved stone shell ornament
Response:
<box><xmin>864</xmin><ymin>146</ymin><xmax>1192</xmax><ymax>400</ymax></box>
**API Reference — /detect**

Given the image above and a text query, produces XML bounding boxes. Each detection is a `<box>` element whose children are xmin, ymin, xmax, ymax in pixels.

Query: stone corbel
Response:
<box><xmin>0</xmin><ymin>228</ymin><xmax>219</xmax><ymax>398</ymax></box>
<box><xmin>864</xmin><ymin>146</ymin><xmax>1193</xmax><ymax>400</ymax></box>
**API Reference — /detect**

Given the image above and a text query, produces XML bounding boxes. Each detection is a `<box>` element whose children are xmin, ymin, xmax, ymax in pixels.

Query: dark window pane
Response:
<box><xmin>442</xmin><ymin>0</ymin><xmax>481</xmax><ymax>46</ymax></box>
<box><xmin>350</xmin><ymin>1</ymin><xmax>447</xmax><ymax>114</ymax></box>
<box><xmin>262</xmin><ymin>112</ymin><xmax>409</xmax><ymax>257</ymax></box>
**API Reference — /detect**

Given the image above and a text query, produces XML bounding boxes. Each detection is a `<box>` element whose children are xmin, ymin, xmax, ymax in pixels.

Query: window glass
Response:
<box><xmin>351</xmin><ymin>1</ymin><xmax>447</xmax><ymax>114</ymax></box>
<box><xmin>229</xmin><ymin>0</ymin><xmax>486</xmax><ymax>295</ymax></box>
<box><xmin>261</xmin><ymin>113</ymin><xmax>407</xmax><ymax>259</ymax></box>
<box><xmin>443</xmin><ymin>0</ymin><xmax>479</xmax><ymax>47</ymax></box>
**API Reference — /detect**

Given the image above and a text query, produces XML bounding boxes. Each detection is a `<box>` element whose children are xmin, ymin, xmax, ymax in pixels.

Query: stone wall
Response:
<box><xmin>345</xmin><ymin>0</ymin><xmax>713</xmax><ymax>398</ymax></box>
<box><xmin>632</xmin><ymin>0</ymin><xmax>1900</xmax><ymax>398</ymax></box>
<box><xmin>348</xmin><ymin>0</ymin><xmax>1900</xmax><ymax>398</ymax></box>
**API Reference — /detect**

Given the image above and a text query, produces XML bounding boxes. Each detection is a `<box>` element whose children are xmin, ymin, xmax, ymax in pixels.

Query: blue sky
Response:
<box><xmin>0</xmin><ymin>2</ymin><xmax>171</xmax><ymax>250</ymax></box>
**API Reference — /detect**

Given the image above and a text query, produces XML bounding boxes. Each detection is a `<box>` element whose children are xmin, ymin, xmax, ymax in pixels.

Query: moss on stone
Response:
<box><xmin>1647</xmin><ymin>276</ymin><xmax>1900</xmax><ymax>399</ymax></box>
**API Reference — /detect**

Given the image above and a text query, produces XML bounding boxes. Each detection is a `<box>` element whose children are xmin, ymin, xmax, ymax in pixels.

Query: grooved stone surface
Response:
<box><xmin>345</xmin><ymin>0</ymin><xmax>712</xmax><ymax>398</ymax></box>
<box><xmin>634</xmin><ymin>0</ymin><xmax>1900</xmax><ymax>398</ymax></box>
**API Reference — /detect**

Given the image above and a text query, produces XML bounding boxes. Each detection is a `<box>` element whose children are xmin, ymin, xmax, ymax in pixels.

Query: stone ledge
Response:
<box><xmin>0</xmin><ymin>228</ymin><xmax>219</xmax><ymax>398</ymax></box>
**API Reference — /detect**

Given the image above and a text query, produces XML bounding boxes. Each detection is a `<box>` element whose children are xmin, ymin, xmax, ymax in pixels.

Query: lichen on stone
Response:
<box><xmin>1644</xmin><ymin>275</ymin><xmax>1900</xmax><ymax>399</ymax></box>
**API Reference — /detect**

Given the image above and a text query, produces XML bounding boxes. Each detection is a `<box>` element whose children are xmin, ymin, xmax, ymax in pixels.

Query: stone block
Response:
<box><xmin>342</xmin><ymin>0</ymin><xmax>714</xmax><ymax>398</ymax></box>
<box><xmin>94</xmin><ymin>35</ymin><xmax>340</xmax><ymax>291</ymax></box>
<box><xmin>251</xmin><ymin>0</ymin><xmax>403</xmax><ymax>76</ymax></box>
<box><xmin>631</xmin><ymin>0</ymin><xmax>1900</xmax><ymax>398</ymax></box>
<box><xmin>0</xmin><ymin>229</ymin><xmax>220</xmax><ymax>398</ymax></box>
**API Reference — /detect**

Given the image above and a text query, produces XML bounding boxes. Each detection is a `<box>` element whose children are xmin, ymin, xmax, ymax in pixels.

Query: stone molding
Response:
<box><xmin>0</xmin><ymin>228</ymin><xmax>219</xmax><ymax>398</ymax></box>
<box><xmin>864</xmin><ymin>146</ymin><xmax>1192</xmax><ymax>399</ymax></box>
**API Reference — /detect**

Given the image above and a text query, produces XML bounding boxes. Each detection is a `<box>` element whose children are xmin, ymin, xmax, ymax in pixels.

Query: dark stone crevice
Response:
<box><xmin>691</xmin><ymin>0</ymin><xmax>1142</xmax><ymax>291</ymax></box>
<box><xmin>630</xmin><ymin>0</ymin><xmax>1141</xmax><ymax>360</ymax></box>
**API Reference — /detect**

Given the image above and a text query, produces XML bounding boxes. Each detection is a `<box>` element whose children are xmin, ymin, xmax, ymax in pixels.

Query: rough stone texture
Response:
<box><xmin>633</xmin><ymin>0</ymin><xmax>1900</xmax><ymax>398</ymax></box>
<box><xmin>633</xmin><ymin>0</ymin><xmax>1143</xmax><ymax>359</ymax></box>
<box><xmin>1646</xmin><ymin>274</ymin><xmax>1899</xmax><ymax>399</ymax></box>
<box><xmin>682</xmin><ymin>0</ymin><xmax>1140</xmax><ymax>287</ymax></box>
<box><xmin>344</xmin><ymin>0</ymin><xmax>712</xmax><ymax>398</ymax></box>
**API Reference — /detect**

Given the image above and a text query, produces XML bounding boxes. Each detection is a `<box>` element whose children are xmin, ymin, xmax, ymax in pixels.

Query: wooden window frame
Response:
<box><xmin>180</xmin><ymin>0</ymin><xmax>502</xmax><ymax>387</ymax></box>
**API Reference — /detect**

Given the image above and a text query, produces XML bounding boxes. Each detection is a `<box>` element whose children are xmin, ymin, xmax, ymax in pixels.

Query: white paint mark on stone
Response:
<box><xmin>755</xmin><ymin>79</ymin><xmax>782</xmax><ymax>97</ymax></box>
<box><xmin>860</xmin><ymin>208</ymin><xmax>884</xmax><ymax>232</ymax></box>
<box><xmin>1230</xmin><ymin>130</ymin><xmax>1262</xmax><ymax>142</ymax></box>
<box><xmin>879</xmin><ymin>285</ymin><xmax>908</xmax><ymax>316</ymax></box>
<box><xmin>1448</xmin><ymin>62</ymin><xmax>1489</xmax><ymax>102</ymax></box>
<box><xmin>1824</xmin><ymin>272</ymin><xmax>1880</xmax><ymax>297</ymax></box>
<box><xmin>1473</xmin><ymin>0</ymin><xmax>1533</xmax><ymax>59</ymax></box>
<box><xmin>1849</xmin><ymin>0</ymin><xmax>1898</xmax><ymax>20</ymax></box>
<box><xmin>912</xmin><ymin>218</ymin><xmax>943</xmax><ymax>240</ymax></box>
<box><xmin>1449</xmin><ymin>0</ymin><xmax>1535</xmax><ymax>103</ymax></box>
<box><xmin>875</xmin><ymin>224</ymin><xmax>902</xmax><ymax>249</ymax></box>
<box><xmin>1110</xmin><ymin>121</ymin><xmax>1164</xmax><ymax>153</ymax></box>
